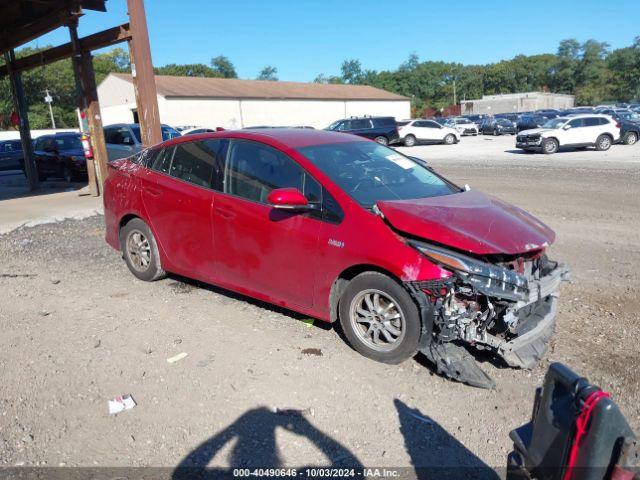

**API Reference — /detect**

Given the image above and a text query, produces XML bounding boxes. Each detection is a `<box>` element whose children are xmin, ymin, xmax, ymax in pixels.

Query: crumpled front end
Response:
<box><xmin>406</xmin><ymin>240</ymin><xmax>569</xmax><ymax>388</ymax></box>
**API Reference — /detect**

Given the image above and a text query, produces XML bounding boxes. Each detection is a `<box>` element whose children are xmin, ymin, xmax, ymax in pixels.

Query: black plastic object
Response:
<box><xmin>507</xmin><ymin>362</ymin><xmax>637</xmax><ymax>480</ymax></box>
<box><xmin>419</xmin><ymin>341</ymin><xmax>496</xmax><ymax>390</ymax></box>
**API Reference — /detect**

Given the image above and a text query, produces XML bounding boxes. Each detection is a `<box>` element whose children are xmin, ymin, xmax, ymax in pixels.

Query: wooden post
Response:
<box><xmin>127</xmin><ymin>0</ymin><xmax>162</xmax><ymax>147</ymax></box>
<box><xmin>4</xmin><ymin>50</ymin><xmax>39</xmax><ymax>191</ymax></box>
<box><xmin>80</xmin><ymin>52</ymin><xmax>109</xmax><ymax>190</ymax></box>
<box><xmin>68</xmin><ymin>20</ymin><xmax>99</xmax><ymax>196</ymax></box>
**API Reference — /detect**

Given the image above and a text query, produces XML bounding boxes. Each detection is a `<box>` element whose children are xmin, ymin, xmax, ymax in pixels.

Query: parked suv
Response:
<box><xmin>516</xmin><ymin>114</ymin><xmax>548</xmax><ymax>132</ymax></box>
<box><xmin>446</xmin><ymin>117</ymin><xmax>479</xmax><ymax>135</ymax></box>
<box><xmin>0</xmin><ymin>139</ymin><xmax>25</xmax><ymax>172</ymax></box>
<box><xmin>325</xmin><ymin>116</ymin><xmax>399</xmax><ymax>145</ymax></box>
<box><xmin>33</xmin><ymin>132</ymin><xmax>87</xmax><ymax>182</ymax></box>
<box><xmin>104</xmin><ymin>123</ymin><xmax>181</xmax><ymax>161</ymax></box>
<box><xmin>479</xmin><ymin>118</ymin><xmax>517</xmax><ymax>135</ymax></box>
<box><xmin>397</xmin><ymin>119</ymin><xmax>459</xmax><ymax>146</ymax></box>
<box><xmin>516</xmin><ymin>114</ymin><xmax>620</xmax><ymax>154</ymax></box>
<box><xmin>103</xmin><ymin>129</ymin><xmax>567</xmax><ymax>386</ymax></box>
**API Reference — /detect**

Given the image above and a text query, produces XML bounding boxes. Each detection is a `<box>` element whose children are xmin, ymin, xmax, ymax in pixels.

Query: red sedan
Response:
<box><xmin>103</xmin><ymin>129</ymin><xmax>567</xmax><ymax>386</ymax></box>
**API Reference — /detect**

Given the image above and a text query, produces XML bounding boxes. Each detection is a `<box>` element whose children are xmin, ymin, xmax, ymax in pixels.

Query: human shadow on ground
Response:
<box><xmin>394</xmin><ymin>398</ymin><xmax>501</xmax><ymax>480</ymax></box>
<box><xmin>172</xmin><ymin>407</ymin><xmax>362</xmax><ymax>479</ymax></box>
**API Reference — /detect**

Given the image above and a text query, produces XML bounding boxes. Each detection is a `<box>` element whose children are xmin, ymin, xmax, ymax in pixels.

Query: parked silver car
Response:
<box><xmin>103</xmin><ymin>123</ymin><xmax>181</xmax><ymax>161</ymax></box>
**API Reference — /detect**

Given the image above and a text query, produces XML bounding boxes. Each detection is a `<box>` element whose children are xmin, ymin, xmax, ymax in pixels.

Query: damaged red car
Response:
<box><xmin>103</xmin><ymin>129</ymin><xmax>568</xmax><ymax>388</ymax></box>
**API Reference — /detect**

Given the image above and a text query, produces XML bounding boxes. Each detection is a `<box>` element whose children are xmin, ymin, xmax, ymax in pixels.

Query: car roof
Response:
<box><xmin>156</xmin><ymin>128</ymin><xmax>369</xmax><ymax>150</ymax></box>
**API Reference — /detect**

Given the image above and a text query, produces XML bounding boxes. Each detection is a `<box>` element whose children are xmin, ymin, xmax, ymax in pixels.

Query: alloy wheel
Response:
<box><xmin>349</xmin><ymin>289</ymin><xmax>406</xmax><ymax>352</ymax></box>
<box><xmin>126</xmin><ymin>230</ymin><xmax>151</xmax><ymax>272</ymax></box>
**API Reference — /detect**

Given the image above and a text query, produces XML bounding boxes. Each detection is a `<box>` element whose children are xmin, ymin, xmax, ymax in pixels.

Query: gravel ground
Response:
<box><xmin>1</xmin><ymin>134</ymin><xmax>638</xmax><ymax>475</ymax></box>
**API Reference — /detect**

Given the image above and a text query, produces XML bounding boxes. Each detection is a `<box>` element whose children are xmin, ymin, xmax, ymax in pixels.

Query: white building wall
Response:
<box><xmin>97</xmin><ymin>74</ymin><xmax>411</xmax><ymax>129</ymax></box>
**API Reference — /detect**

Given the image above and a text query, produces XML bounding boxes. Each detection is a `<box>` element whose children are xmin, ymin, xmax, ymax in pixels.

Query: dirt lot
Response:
<box><xmin>1</xmin><ymin>135</ymin><xmax>639</xmax><ymax>474</ymax></box>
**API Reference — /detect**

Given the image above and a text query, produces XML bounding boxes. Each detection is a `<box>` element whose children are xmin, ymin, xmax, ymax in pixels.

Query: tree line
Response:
<box><xmin>1</xmin><ymin>36</ymin><xmax>639</xmax><ymax>129</ymax></box>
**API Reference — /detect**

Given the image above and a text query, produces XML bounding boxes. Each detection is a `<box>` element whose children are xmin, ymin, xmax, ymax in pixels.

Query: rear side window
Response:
<box><xmin>151</xmin><ymin>148</ymin><xmax>174</xmax><ymax>175</ymax></box>
<box><xmin>169</xmin><ymin>140</ymin><xmax>222</xmax><ymax>189</ymax></box>
<box><xmin>350</xmin><ymin>119</ymin><xmax>372</xmax><ymax>130</ymax></box>
<box><xmin>224</xmin><ymin>140</ymin><xmax>321</xmax><ymax>204</ymax></box>
<box><xmin>583</xmin><ymin>117</ymin><xmax>601</xmax><ymax>127</ymax></box>
<box><xmin>373</xmin><ymin>117</ymin><xmax>396</xmax><ymax>127</ymax></box>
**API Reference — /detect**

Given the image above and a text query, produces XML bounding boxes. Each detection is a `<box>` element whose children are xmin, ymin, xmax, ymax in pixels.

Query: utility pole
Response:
<box><xmin>127</xmin><ymin>0</ymin><xmax>162</xmax><ymax>147</ymax></box>
<box><xmin>453</xmin><ymin>79</ymin><xmax>457</xmax><ymax>105</ymax></box>
<box><xmin>44</xmin><ymin>89</ymin><xmax>56</xmax><ymax>129</ymax></box>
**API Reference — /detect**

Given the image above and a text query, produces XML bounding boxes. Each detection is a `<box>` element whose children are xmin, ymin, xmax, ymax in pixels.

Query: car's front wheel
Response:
<box><xmin>595</xmin><ymin>134</ymin><xmax>612</xmax><ymax>151</ymax></box>
<box><xmin>542</xmin><ymin>138</ymin><xmax>559</xmax><ymax>154</ymax></box>
<box><xmin>404</xmin><ymin>135</ymin><xmax>416</xmax><ymax>147</ymax></box>
<box><xmin>374</xmin><ymin>136</ymin><xmax>388</xmax><ymax>146</ymax></box>
<box><xmin>444</xmin><ymin>134</ymin><xmax>456</xmax><ymax>145</ymax></box>
<box><xmin>623</xmin><ymin>132</ymin><xmax>638</xmax><ymax>146</ymax></box>
<box><xmin>339</xmin><ymin>272</ymin><xmax>421</xmax><ymax>364</ymax></box>
<box><xmin>120</xmin><ymin>217</ymin><xmax>166</xmax><ymax>282</ymax></box>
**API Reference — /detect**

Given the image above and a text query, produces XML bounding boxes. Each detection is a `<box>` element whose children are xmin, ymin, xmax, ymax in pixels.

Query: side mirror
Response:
<box><xmin>563</xmin><ymin>124</ymin><xmax>572</xmax><ymax>130</ymax></box>
<box><xmin>267</xmin><ymin>188</ymin><xmax>310</xmax><ymax>210</ymax></box>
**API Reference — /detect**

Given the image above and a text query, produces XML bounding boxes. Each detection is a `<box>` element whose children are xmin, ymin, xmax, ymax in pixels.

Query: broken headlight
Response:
<box><xmin>409</xmin><ymin>241</ymin><xmax>529</xmax><ymax>301</ymax></box>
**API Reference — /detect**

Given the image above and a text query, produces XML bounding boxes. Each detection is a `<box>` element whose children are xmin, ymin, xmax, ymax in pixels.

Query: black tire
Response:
<box><xmin>542</xmin><ymin>138</ymin><xmax>559</xmax><ymax>154</ymax></box>
<box><xmin>404</xmin><ymin>134</ymin><xmax>416</xmax><ymax>147</ymax></box>
<box><xmin>120</xmin><ymin>217</ymin><xmax>166</xmax><ymax>282</ymax></box>
<box><xmin>338</xmin><ymin>271</ymin><xmax>421</xmax><ymax>364</ymax></box>
<box><xmin>493</xmin><ymin>129</ymin><xmax>499</xmax><ymax>136</ymax></box>
<box><xmin>374</xmin><ymin>136</ymin><xmax>388</xmax><ymax>146</ymax></box>
<box><xmin>595</xmin><ymin>134</ymin><xmax>612</xmax><ymax>151</ymax></box>
<box><xmin>623</xmin><ymin>131</ymin><xmax>638</xmax><ymax>146</ymax></box>
<box><xmin>444</xmin><ymin>134</ymin><xmax>456</xmax><ymax>145</ymax></box>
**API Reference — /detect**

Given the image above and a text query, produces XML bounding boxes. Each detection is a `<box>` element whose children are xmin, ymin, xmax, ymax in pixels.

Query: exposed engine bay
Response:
<box><xmin>406</xmin><ymin>240</ymin><xmax>570</xmax><ymax>389</ymax></box>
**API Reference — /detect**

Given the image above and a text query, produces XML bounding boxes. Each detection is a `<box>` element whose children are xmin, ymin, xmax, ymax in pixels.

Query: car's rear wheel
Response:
<box><xmin>120</xmin><ymin>218</ymin><xmax>166</xmax><ymax>282</ymax></box>
<box><xmin>595</xmin><ymin>134</ymin><xmax>612</xmax><ymax>151</ymax></box>
<box><xmin>542</xmin><ymin>138</ymin><xmax>559</xmax><ymax>154</ymax></box>
<box><xmin>374</xmin><ymin>136</ymin><xmax>388</xmax><ymax>146</ymax></box>
<box><xmin>444</xmin><ymin>134</ymin><xmax>456</xmax><ymax>145</ymax></box>
<box><xmin>339</xmin><ymin>272</ymin><xmax>421</xmax><ymax>364</ymax></box>
<box><xmin>493</xmin><ymin>128</ymin><xmax>499</xmax><ymax>136</ymax></box>
<box><xmin>623</xmin><ymin>132</ymin><xmax>638</xmax><ymax>146</ymax></box>
<box><xmin>404</xmin><ymin>135</ymin><xmax>416</xmax><ymax>147</ymax></box>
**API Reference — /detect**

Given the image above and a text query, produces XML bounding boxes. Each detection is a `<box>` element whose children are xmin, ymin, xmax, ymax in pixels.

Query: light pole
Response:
<box><xmin>44</xmin><ymin>89</ymin><xmax>56</xmax><ymax>129</ymax></box>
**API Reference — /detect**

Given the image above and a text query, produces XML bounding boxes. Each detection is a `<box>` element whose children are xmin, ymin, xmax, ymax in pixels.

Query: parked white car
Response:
<box><xmin>397</xmin><ymin>119</ymin><xmax>460</xmax><ymax>146</ymax></box>
<box><xmin>180</xmin><ymin>127</ymin><xmax>217</xmax><ymax>136</ymax></box>
<box><xmin>447</xmin><ymin>117</ymin><xmax>479</xmax><ymax>136</ymax></box>
<box><xmin>516</xmin><ymin>114</ymin><xmax>620</xmax><ymax>154</ymax></box>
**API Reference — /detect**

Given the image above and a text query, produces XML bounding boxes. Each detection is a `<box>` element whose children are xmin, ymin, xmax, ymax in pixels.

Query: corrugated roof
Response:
<box><xmin>110</xmin><ymin>73</ymin><xmax>408</xmax><ymax>101</ymax></box>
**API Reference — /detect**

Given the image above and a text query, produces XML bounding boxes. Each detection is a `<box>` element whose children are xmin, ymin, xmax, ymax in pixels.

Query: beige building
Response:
<box><xmin>460</xmin><ymin>92</ymin><xmax>575</xmax><ymax>115</ymax></box>
<box><xmin>97</xmin><ymin>73</ymin><xmax>410</xmax><ymax>129</ymax></box>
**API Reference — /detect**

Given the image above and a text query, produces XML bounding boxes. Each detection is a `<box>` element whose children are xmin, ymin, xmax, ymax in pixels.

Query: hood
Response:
<box><xmin>518</xmin><ymin>127</ymin><xmax>555</xmax><ymax>135</ymax></box>
<box><xmin>377</xmin><ymin>190</ymin><xmax>555</xmax><ymax>256</ymax></box>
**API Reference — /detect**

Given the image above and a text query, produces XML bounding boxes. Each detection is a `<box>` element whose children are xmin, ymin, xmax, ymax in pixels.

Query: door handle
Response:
<box><xmin>144</xmin><ymin>187</ymin><xmax>162</xmax><ymax>197</ymax></box>
<box><xmin>214</xmin><ymin>206</ymin><xmax>236</xmax><ymax>220</ymax></box>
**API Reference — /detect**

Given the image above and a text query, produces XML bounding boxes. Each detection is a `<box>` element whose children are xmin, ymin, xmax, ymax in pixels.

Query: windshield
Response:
<box><xmin>456</xmin><ymin>119</ymin><xmax>471</xmax><ymax>124</ymax></box>
<box><xmin>619</xmin><ymin>112</ymin><xmax>640</xmax><ymax>121</ymax></box>
<box><xmin>54</xmin><ymin>135</ymin><xmax>82</xmax><ymax>150</ymax></box>
<box><xmin>542</xmin><ymin>118</ymin><xmax>568</xmax><ymax>129</ymax></box>
<box><xmin>297</xmin><ymin>141</ymin><xmax>458</xmax><ymax>208</ymax></box>
<box><xmin>497</xmin><ymin>119</ymin><xmax>512</xmax><ymax>126</ymax></box>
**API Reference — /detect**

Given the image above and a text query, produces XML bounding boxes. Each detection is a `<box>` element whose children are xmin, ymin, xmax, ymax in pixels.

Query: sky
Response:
<box><xmin>25</xmin><ymin>0</ymin><xmax>640</xmax><ymax>82</ymax></box>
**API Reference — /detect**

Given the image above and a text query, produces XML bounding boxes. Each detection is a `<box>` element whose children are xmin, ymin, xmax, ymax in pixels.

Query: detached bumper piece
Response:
<box><xmin>419</xmin><ymin>341</ymin><xmax>496</xmax><ymax>390</ymax></box>
<box><xmin>507</xmin><ymin>363</ymin><xmax>638</xmax><ymax>480</ymax></box>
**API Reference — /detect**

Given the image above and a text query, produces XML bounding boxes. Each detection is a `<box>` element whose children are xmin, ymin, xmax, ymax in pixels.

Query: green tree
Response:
<box><xmin>210</xmin><ymin>55</ymin><xmax>237</xmax><ymax>78</ymax></box>
<box><xmin>256</xmin><ymin>65</ymin><xmax>278</xmax><ymax>81</ymax></box>
<box><xmin>154</xmin><ymin>63</ymin><xmax>220</xmax><ymax>77</ymax></box>
<box><xmin>340</xmin><ymin>59</ymin><xmax>364</xmax><ymax>84</ymax></box>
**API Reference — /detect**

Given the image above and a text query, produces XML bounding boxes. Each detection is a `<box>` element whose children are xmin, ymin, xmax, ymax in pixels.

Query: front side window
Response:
<box><xmin>568</xmin><ymin>118</ymin><xmax>585</xmax><ymax>128</ymax></box>
<box><xmin>298</xmin><ymin>141</ymin><xmax>458</xmax><ymax>208</ymax></box>
<box><xmin>169</xmin><ymin>140</ymin><xmax>223</xmax><ymax>189</ymax></box>
<box><xmin>225</xmin><ymin>140</ymin><xmax>320</xmax><ymax>204</ymax></box>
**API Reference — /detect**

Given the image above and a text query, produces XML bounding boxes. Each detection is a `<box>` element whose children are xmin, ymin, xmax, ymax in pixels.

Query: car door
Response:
<box><xmin>563</xmin><ymin>118</ymin><xmax>586</xmax><ymax>145</ymax></box>
<box><xmin>139</xmin><ymin>140</ymin><xmax>223</xmax><ymax>279</ymax></box>
<box><xmin>347</xmin><ymin>119</ymin><xmax>374</xmax><ymax>139</ymax></box>
<box><xmin>36</xmin><ymin>137</ymin><xmax>59</xmax><ymax>177</ymax></box>
<box><xmin>212</xmin><ymin>139</ymin><xmax>322</xmax><ymax>308</ymax></box>
<box><xmin>420</xmin><ymin>120</ymin><xmax>444</xmax><ymax>141</ymax></box>
<box><xmin>104</xmin><ymin>126</ymin><xmax>138</xmax><ymax>161</ymax></box>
